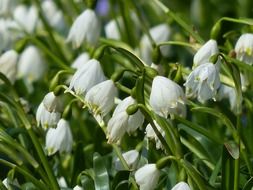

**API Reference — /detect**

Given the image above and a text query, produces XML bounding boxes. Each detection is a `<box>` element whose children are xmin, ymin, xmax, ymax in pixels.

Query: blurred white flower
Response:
<box><xmin>36</xmin><ymin>102</ymin><xmax>61</xmax><ymax>129</ymax></box>
<box><xmin>146</xmin><ymin>121</ymin><xmax>165</xmax><ymax>150</ymax></box>
<box><xmin>140</xmin><ymin>24</ymin><xmax>170</xmax><ymax>65</ymax></box>
<box><xmin>115</xmin><ymin>150</ymin><xmax>139</xmax><ymax>170</ymax></box>
<box><xmin>42</xmin><ymin>92</ymin><xmax>62</xmax><ymax>113</ymax></box>
<box><xmin>0</xmin><ymin>19</ymin><xmax>15</xmax><ymax>51</ymax></box>
<box><xmin>184</xmin><ymin>62</ymin><xmax>220</xmax><ymax>103</ymax></box>
<box><xmin>67</xmin><ymin>9</ymin><xmax>101</xmax><ymax>48</ymax></box>
<box><xmin>13</xmin><ymin>5</ymin><xmax>38</xmax><ymax>33</ymax></box>
<box><xmin>71</xmin><ymin>53</ymin><xmax>90</xmax><ymax>70</ymax></box>
<box><xmin>69</xmin><ymin>59</ymin><xmax>106</xmax><ymax>95</ymax></box>
<box><xmin>171</xmin><ymin>181</ymin><xmax>191</xmax><ymax>190</ymax></box>
<box><xmin>193</xmin><ymin>39</ymin><xmax>219</xmax><ymax>68</ymax></box>
<box><xmin>46</xmin><ymin>119</ymin><xmax>73</xmax><ymax>155</ymax></box>
<box><xmin>107</xmin><ymin>96</ymin><xmax>144</xmax><ymax>143</ymax></box>
<box><xmin>18</xmin><ymin>45</ymin><xmax>45</xmax><ymax>83</ymax></box>
<box><xmin>73</xmin><ymin>185</ymin><xmax>83</xmax><ymax>190</ymax></box>
<box><xmin>0</xmin><ymin>0</ymin><xmax>16</xmax><ymax>16</ymax></box>
<box><xmin>135</xmin><ymin>164</ymin><xmax>160</xmax><ymax>190</ymax></box>
<box><xmin>85</xmin><ymin>80</ymin><xmax>117</xmax><ymax>123</ymax></box>
<box><xmin>235</xmin><ymin>33</ymin><xmax>253</xmax><ymax>65</ymax></box>
<box><xmin>216</xmin><ymin>84</ymin><xmax>237</xmax><ymax>111</ymax></box>
<box><xmin>42</xmin><ymin>0</ymin><xmax>65</xmax><ymax>31</ymax></box>
<box><xmin>0</xmin><ymin>49</ymin><xmax>18</xmax><ymax>83</ymax></box>
<box><xmin>105</xmin><ymin>19</ymin><xmax>122</xmax><ymax>40</ymax></box>
<box><xmin>57</xmin><ymin>177</ymin><xmax>67</xmax><ymax>188</ymax></box>
<box><xmin>150</xmin><ymin>76</ymin><xmax>186</xmax><ymax>118</ymax></box>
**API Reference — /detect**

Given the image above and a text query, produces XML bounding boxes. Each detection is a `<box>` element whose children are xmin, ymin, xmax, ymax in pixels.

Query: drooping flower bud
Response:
<box><xmin>71</xmin><ymin>53</ymin><xmax>90</xmax><ymax>70</ymax></box>
<box><xmin>105</xmin><ymin>19</ymin><xmax>121</xmax><ymax>40</ymax></box>
<box><xmin>235</xmin><ymin>33</ymin><xmax>253</xmax><ymax>65</ymax></box>
<box><xmin>66</xmin><ymin>9</ymin><xmax>101</xmax><ymax>48</ymax></box>
<box><xmin>115</xmin><ymin>149</ymin><xmax>139</xmax><ymax>170</ymax></box>
<box><xmin>150</xmin><ymin>76</ymin><xmax>186</xmax><ymax>118</ymax></box>
<box><xmin>42</xmin><ymin>92</ymin><xmax>62</xmax><ymax>113</ymax></box>
<box><xmin>146</xmin><ymin>121</ymin><xmax>165</xmax><ymax>150</ymax></box>
<box><xmin>184</xmin><ymin>62</ymin><xmax>220</xmax><ymax>103</ymax></box>
<box><xmin>135</xmin><ymin>164</ymin><xmax>160</xmax><ymax>190</ymax></box>
<box><xmin>171</xmin><ymin>182</ymin><xmax>191</xmax><ymax>190</ymax></box>
<box><xmin>46</xmin><ymin>119</ymin><xmax>73</xmax><ymax>155</ymax></box>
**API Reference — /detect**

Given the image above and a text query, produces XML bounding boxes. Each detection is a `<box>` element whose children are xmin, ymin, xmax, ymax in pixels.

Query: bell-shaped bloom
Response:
<box><xmin>105</xmin><ymin>19</ymin><xmax>121</xmax><ymax>40</ymax></box>
<box><xmin>36</xmin><ymin>102</ymin><xmax>61</xmax><ymax>129</ymax></box>
<box><xmin>115</xmin><ymin>150</ymin><xmax>139</xmax><ymax>170</ymax></box>
<box><xmin>107</xmin><ymin>96</ymin><xmax>144</xmax><ymax>143</ymax></box>
<box><xmin>67</xmin><ymin>9</ymin><xmax>101</xmax><ymax>48</ymax></box>
<box><xmin>46</xmin><ymin>119</ymin><xmax>73</xmax><ymax>155</ymax></box>
<box><xmin>42</xmin><ymin>0</ymin><xmax>65</xmax><ymax>31</ymax></box>
<box><xmin>71</xmin><ymin>53</ymin><xmax>90</xmax><ymax>70</ymax></box>
<box><xmin>0</xmin><ymin>50</ymin><xmax>18</xmax><ymax>83</ymax></box>
<box><xmin>184</xmin><ymin>62</ymin><xmax>220</xmax><ymax>103</ymax></box>
<box><xmin>13</xmin><ymin>5</ymin><xmax>38</xmax><ymax>33</ymax></box>
<box><xmin>171</xmin><ymin>182</ymin><xmax>191</xmax><ymax>190</ymax></box>
<box><xmin>85</xmin><ymin>80</ymin><xmax>117</xmax><ymax>123</ymax></box>
<box><xmin>146</xmin><ymin>121</ymin><xmax>165</xmax><ymax>150</ymax></box>
<box><xmin>193</xmin><ymin>39</ymin><xmax>219</xmax><ymax>68</ymax></box>
<box><xmin>73</xmin><ymin>186</ymin><xmax>83</xmax><ymax>190</ymax></box>
<box><xmin>135</xmin><ymin>164</ymin><xmax>160</xmax><ymax>190</ymax></box>
<box><xmin>216</xmin><ymin>84</ymin><xmax>237</xmax><ymax>111</ymax></box>
<box><xmin>150</xmin><ymin>76</ymin><xmax>186</xmax><ymax>118</ymax></box>
<box><xmin>235</xmin><ymin>33</ymin><xmax>253</xmax><ymax>65</ymax></box>
<box><xmin>18</xmin><ymin>45</ymin><xmax>45</xmax><ymax>83</ymax></box>
<box><xmin>42</xmin><ymin>92</ymin><xmax>62</xmax><ymax>113</ymax></box>
<box><xmin>140</xmin><ymin>24</ymin><xmax>170</xmax><ymax>65</ymax></box>
<box><xmin>69</xmin><ymin>59</ymin><xmax>106</xmax><ymax>95</ymax></box>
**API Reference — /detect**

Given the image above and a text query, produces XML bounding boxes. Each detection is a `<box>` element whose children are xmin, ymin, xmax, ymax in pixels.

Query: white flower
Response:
<box><xmin>42</xmin><ymin>0</ymin><xmax>65</xmax><ymax>31</ymax></box>
<box><xmin>0</xmin><ymin>0</ymin><xmax>16</xmax><ymax>16</ymax></box>
<box><xmin>42</xmin><ymin>92</ymin><xmax>62</xmax><ymax>113</ymax></box>
<box><xmin>135</xmin><ymin>164</ymin><xmax>160</xmax><ymax>190</ymax></box>
<box><xmin>107</xmin><ymin>96</ymin><xmax>144</xmax><ymax>143</ymax></box>
<box><xmin>146</xmin><ymin>121</ymin><xmax>165</xmax><ymax>150</ymax></box>
<box><xmin>235</xmin><ymin>33</ymin><xmax>253</xmax><ymax>65</ymax></box>
<box><xmin>67</xmin><ymin>9</ymin><xmax>101</xmax><ymax>48</ymax></box>
<box><xmin>115</xmin><ymin>150</ymin><xmax>139</xmax><ymax>170</ymax></box>
<box><xmin>73</xmin><ymin>185</ymin><xmax>83</xmax><ymax>190</ymax></box>
<box><xmin>46</xmin><ymin>119</ymin><xmax>73</xmax><ymax>155</ymax></box>
<box><xmin>171</xmin><ymin>182</ymin><xmax>191</xmax><ymax>190</ymax></box>
<box><xmin>36</xmin><ymin>103</ymin><xmax>61</xmax><ymax>129</ymax></box>
<box><xmin>18</xmin><ymin>45</ymin><xmax>45</xmax><ymax>83</ymax></box>
<box><xmin>184</xmin><ymin>62</ymin><xmax>220</xmax><ymax>103</ymax></box>
<box><xmin>0</xmin><ymin>50</ymin><xmax>18</xmax><ymax>83</ymax></box>
<box><xmin>140</xmin><ymin>24</ymin><xmax>170</xmax><ymax>65</ymax></box>
<box><xmin>69</xmin><ymin>59</ymin><xmax>106</xmax><ymax>95</ymax></box>
<box><xmin>150</xmin><ymin>76</ymin><xmax>186</xmax><ymax>118</ymax></box>
<box><xmin>193</xmin><ymin>39</ymin><xmax>219</xmax><ymax>68</ymax></box>
<box><xmin>85</xmin><ymin>80</ymin><xmax>117</xmax><ymax>123</ymax></box>
<box><xmin>13</xmin><ymin>5</ymin><xmax>38</xmax><ymax>33</ymax></box>
<box><xmin>0</xmin><ymin>19</ymin><xmax>15</xmax><ymax>51</ymax></box>
<box><xmin>57</xmin><ymin>177</ymin><xmax>67</xmax><ymax>188</ymax></box>
<box><xmin>105</xmin><ymin>19</ymin><xmax>121</xmax><ymax>40</ymax></box>
<box><xmin>71</xmin><ymin>53</ymin><xmax>90</xmax><ymax>70</ymax></box>
<box><xmin>216</xmin><ymin>84</ymin><xmax>236</xmax><ymax>111</ymax></box>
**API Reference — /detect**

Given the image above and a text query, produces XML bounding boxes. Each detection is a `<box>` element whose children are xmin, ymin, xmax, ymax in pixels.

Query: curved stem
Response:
<box><xmin>158</xmin><ymin>41</ymin><xmax>196</xmax><ymax>49</ymax></box>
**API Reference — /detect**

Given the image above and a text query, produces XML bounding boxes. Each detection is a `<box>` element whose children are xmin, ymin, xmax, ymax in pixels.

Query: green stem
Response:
<box><xmin>112</xmin><ymin>144</ymin><xmax>130</xmax><ymax>170</ymax></box>
<box><xmin>158</xmin><ymin>41</ymin><xmax>196</xmax><ymax>49</ymax></box>
<box><xmin>153</xmin><ymin>0</ymin><xmax>204</xmax><ymax>43</ymax></box>
<box><xmin>234</xmin><ymin>115</ymin><xmax>241</xmax><ymax>190</ymax></box>
<box><xmin>115</xmin><ymin>82</ymin><xmax>132</xmax><ymax>95</ymax></box>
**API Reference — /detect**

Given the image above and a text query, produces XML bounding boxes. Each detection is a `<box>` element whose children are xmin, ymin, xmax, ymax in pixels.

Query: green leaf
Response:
<box><xmin>93</xmin><ymin>153</ymin><xmax>110</xmax><ymax>190</ymax></box>
<box><xmin>224</xmin><ymin>141</ymin><xmax>239</xmax><ymax>159</ymax></box>
<box><xmin>243</xmin><ymin>177</ymin><xmax>253</xmax><ymax>190</ymax></box>
<box><xmin>112</xmin><ymin>171</ymin><xmax>130</xmax><ymax>190</ymax></box>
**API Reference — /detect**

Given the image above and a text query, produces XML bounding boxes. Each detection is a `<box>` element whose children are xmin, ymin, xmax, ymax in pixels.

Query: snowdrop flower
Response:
<box><xmin>42</xmin><ymin>0</ymin><xmax>65</xmax><ymax>31</ymax></box>
<box><xmin>42</xmin><ymin>92</ymin><xmax>62</xmax><ymax>113</ymax></box>
<box><xmin>13</xmin><ymin>5</ymin><xmax>38</xmax><ymax>33</ymax></box>
<box><xmin>150</xmin><ymin>76</ymin><xmax>186</xmax><ymax>118</ymax></box>
<box><xmin>0</xmin><ymin>50</ymin><xmax>18</xmax><ymax>83</ymax></box>
<box><xmin>85</xmin><ymin>80</ymin><xmax>117</xmax><ymax>123</ymax></box>
<box><xmin>18</xmin><ymin>45</ymin><xmax>45</xmax><ymax>83</ymax></box>
<box><xmin>71</xmin><ymin>53</ymin><xmax>90</xmax><ymax>70</ymax></box>
<box><xmin>46</xmin><ymin>119</ymin><xmax>73</xmax><ymax>155</ymax></box>
<box><xmin>67</xmin><ymin>9</ymin><xmax>101</xmax><ymax>48</ymax></box>
<box><xmin>184</xmin><ymin>62</ymin><xmax>220</xmax><ymax>103</ymax></box>
<box><xmin>0</xmin><ymin>19</ymin><xmax>13</xmax><ymax>51</ymax></box>
<box><xmin>36</xmin><ymin>103</ymin><xmax>61</xmax><ymax>129</ymax></box>
<box><xmin>115</xmin><ymin>150</ymin><xmax>139</xmax><ymax>170</ymax></box>
<box><xmin>69</xmin><ymin>59</ymin><xmax>106</xmax><ymax>95</ymax></box>
<box><xmin>146</xmin><ymin>121</ymin><xmax>165</xmax><ymax>150</ymax></box>
<box><xmin>105</xmin><ymin>19</ymin><xmax>122</xmax><ymax>40</ymax></box>
<box><xmin>57</xmin><ymin>177</ymin><xmax>67</xmax><ymax>188</ymax></box>
<box><xmin>73</xmin><ymin>186</ymin><xmax>83</xmax><ymax>190</ymax></box>
<box><xmin>171</xmin><ymin>182</ymin><xmax>191</xmax><ymax>190</ymax></box>
<box><xmin>235</xmin><ymin>33</ymin><xmax>253</xmax><ymax>65</ymax></box>
<box><xmin>140</xmin><ymin>24</ymin><xmax>170</xmax><ymax>65</ymax></box>
<box><xmin>216</xmin><ymin>84</ymin><xmax>237</xmax><ymax>111</ymax></box>
<box><xmin>135</xmin><ymin>164</ymin><xmax>160</xmax><ymax>190</ymax></box>
<box><xmin>107</xmin><ymin>96</ymin><xmax>144</xmax><ymax>143</ymax></box>
<box><xmin>193</xmin><ymin>39</ymin><xmax>219</xmax><ymax>68</ymax></box>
